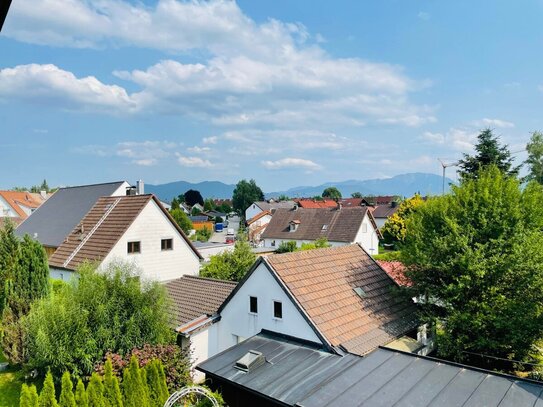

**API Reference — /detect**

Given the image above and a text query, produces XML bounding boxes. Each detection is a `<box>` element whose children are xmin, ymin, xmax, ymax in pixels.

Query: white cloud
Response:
<box><xmin>473</xmin><ymin>118</ymin><xmax>515</xmax><ymax>128</ymax></box>
<box><xmin>75</xmin><ymin>140</ymin><xmax>179</xmax><ymax>166</ymax></box>
<box><xmin>133</xmin><ymin>158</ymin><xmax>157</xmax><ymax>166</ymax></box>
<box><xmin>421</xmin><ymin>131</ymin><xmax>445</xmax><ymax>144</ymax></box>
<box><xmin>202</xmin><ymin>136</ymin><xmax>218</xmax><ymax>144</ymax></box>
<box><xmin>187</xmin><ymin>146</ymin><xmax>211</xmax><ymax>153</ymax></box>
<box><xmin>262</xmin><ymin>157</ymin><xmax>321</xmax><ymax>171</ymax></box>
<box><xmin>0</xmin><ymin>64</ymin><xmax>136</xmax><ymax>113</ymax></box>
<box><xmin>177</xmin><ymin>155</ymin><xmax>213</xmax><ymax>168</ymax></box>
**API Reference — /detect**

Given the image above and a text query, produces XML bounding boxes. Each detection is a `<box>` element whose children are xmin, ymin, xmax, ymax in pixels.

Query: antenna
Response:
<box><xmin>438</xmin><ymin>158</ymin><xmax>460</xmax><ymax>195</ymax></box>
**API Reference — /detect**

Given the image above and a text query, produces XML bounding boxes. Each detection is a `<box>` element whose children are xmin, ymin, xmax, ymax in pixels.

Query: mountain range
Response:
<box><xmin>145</xmin><ymin>173</ymin><xmax>452</xmax><ymax>202</ymax></box>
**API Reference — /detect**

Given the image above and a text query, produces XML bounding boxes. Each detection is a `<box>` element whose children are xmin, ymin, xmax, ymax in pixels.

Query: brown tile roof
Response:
<box><xmin>0</xmin><ymin>191</ymin><xmax>47</xmax><ymax>219</ymax></box>
<box><xmin>165</xmin><ymin>275</ymin><xmax>237</xmax><ymax>328</ymax></box>
<box><xmin>377</xmin><ymin>261</ymin><xmax>412</xmax><ymax>287</ymax></box>
<box><xmin>295</xmin><ymin>199</ymin><xmax>338</xmax><ymax>209</ymax></box>
<box><xmin>49</xmin><ymin>194</ymin><xmax>202</xmax><ymax>270</ymax></box>
<box><xmin>371</xmin><ymin>204</ymin><xmax>399</xmax><ymax>219</ymax></box>
<box><xmin>246</xmin><ymin>210</ymin><xmax>271</xmax><ymax>225</ymax></box>
<box><xmin>364</xmin><ymin>196</ymin><xmax>396</xmax><ymax>205</ymax></box>
<box><xmin>261</xmin><ymin>207</ymin><xmax>376</xmax><ymax>243</ymax></box>
<box><xmin>266</xmin><ymin>245</ymin><xmax>418</xmax><ymax>355</ymax></box>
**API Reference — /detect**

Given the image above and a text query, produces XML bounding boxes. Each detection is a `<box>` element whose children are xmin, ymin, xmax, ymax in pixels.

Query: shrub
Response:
<box><xmin>58</xmin><ymin>372</ymin><xmax>76</xmax><ymax>407</ymax></box>
<box><xmin>103</xmin><ymin>359</ymin><xmax>123</xmax><ymax>407</ymax></box>
<box><xmin>86</xmin><ymin>373</ymin><xmax>105</xmax><ymax>407</ymax></box>
<box><xmin>23</xmin><ymin>262</ymin><xmax>173</xmax><ymax>378</ymax></box>
<box><xmin>38</xmin><ymin>371</ymin><xmax>58</xmax><ymax>407</ymax></box>
<box><xmin>74</xmin><ymin>379</ymin><xmax>88</xmax><ymax>407</ymax></box>
<box><xmin>200</xmin><ymin>240</ymin><xmax>256</xmax><ymax>281</ymax></box>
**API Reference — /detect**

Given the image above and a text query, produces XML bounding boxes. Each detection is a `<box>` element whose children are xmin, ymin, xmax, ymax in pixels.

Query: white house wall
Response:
<box><xmin>111</xmin><ymin>182</ymin><xmax>131</xmax><ymax>197</ymax></box>
<box><xmin>263</xmin><ymin>238</ymin><xmax>346</xmax><ymax>249</ymax></box>
<box><xmin>353</xmin><ymin>214</ymin><xmax>379</xmax><ymax>255</ymax></box>
<box><xmin>0</xmin><ymin>196</ymin><xmax>17</xmax><ymax>217</ymax></box>
<box><xmin>189</xmin><ymin>325</ymin><xmax>218</xmax><ymax>383</ymax></box>
<box><xmin>375</xmin><ymin>218</ymin><xmax>387</xmax><ymax>229</ymax></box>
<box><xmin>101</xmin><ymin>199</ymin><xmax>200</xmax><ymax>282</ymax></box>
<box><xmin>216</xmin><ymin>262</ymin><xmax>321</xmax><ymax>354</ymax></box>
<box><xmin>245</xmin><ymin>203</ymin><xmax>264</xmax><ymax>221</ymax></box>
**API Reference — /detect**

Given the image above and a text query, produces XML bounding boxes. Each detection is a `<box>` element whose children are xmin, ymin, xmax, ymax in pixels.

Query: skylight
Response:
<box><xmin>353</xmin><ymin>287</ymin><xmax>366</xmax><ymax>298</ymax></box>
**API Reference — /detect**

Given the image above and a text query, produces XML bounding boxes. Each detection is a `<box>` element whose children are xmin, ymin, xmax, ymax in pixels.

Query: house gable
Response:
<box><xmin>216</xmin><ymin>260</ymin><xmax>324</xmax><ymax>352</ymax></box>
<box><xmin>102</xmin><ymin>198</ymin><xmax>201</xmax><ymax>281</ymax></box>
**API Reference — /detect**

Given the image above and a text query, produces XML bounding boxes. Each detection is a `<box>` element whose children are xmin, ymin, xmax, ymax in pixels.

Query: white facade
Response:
<box><xmin>101</xmin><ymin>199</ymin><xmax>201</xmax><ymax>282</ymax></box>
<box><xmin>245</xmin><ymin>203</ymin><xmax>264</xmax><ymax>221</ymax></box>
<box><xmin>112</xmin><ymin>182</ymin><xmax>132</xmax><ymax>197</ymax></box>
<box><xmin>187</xmin><ymin>324</ymin><xmax>220</xmax><ymax>383</ymax></box>
<box><xmin>195</xmin><ymin>243</ymin><xmax>235</xmax><ymax>262</ymax></box>
<box><xmin>374</xmin><ymin>217</ymin><xmax>387</xmax><ymax>229</ymax></box>
<box><xmin>0</xmin><ymin>196</ymin><xmax>17</xmax><ymax>217</ymax></box>
<box><xmin>263</xmin><ymin>213</ymin><xmax>379</xmax><ymax>255</ymax></box>
<box><xmin>214</xmin><ymin>262</ymin><xmax>321</xmax><ymax>354</ymax></box>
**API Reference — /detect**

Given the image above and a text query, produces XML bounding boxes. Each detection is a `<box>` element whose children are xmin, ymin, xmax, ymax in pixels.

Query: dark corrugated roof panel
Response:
<box><xmin>16</xmin><ymin>181</ymin><xmax>126</xmax><ymax>247</ymax></box>
<box><xmin>197</xmin><ymin>333</ymin><xmax>543</xmax><ymax>407</ymax></box>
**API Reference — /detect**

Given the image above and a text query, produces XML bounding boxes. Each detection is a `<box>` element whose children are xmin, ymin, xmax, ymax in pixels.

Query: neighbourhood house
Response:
<box><xmin>261</xmin><ymin>206</ymin><xmax>381</xmax><ymax>254</ymax></box>
<box><xmin>364</xmin><ymin>195</ymin><xmax>396</xmax><ymax>205</ymax></box>
<box><xmin>189</xmin><ymin>215</ymin><xmax>214</xmax><ymax>232</ymax></box>
<box><xmin>215</xmin><ymin>245</ymin><xmax>421</xmax><ymax>357</ymax></box>
<box><xmin>295</xmin><ymin>197</ymin><xmax>371</xmax><ymax>209</ymax></box>
<box><xmin>246</xmin><ymin>210</ymin><xmax>272</xmax><ymax>245</ymax></box>
<box><xmin>165</xmin><ymin>275</ymin><xmax>237</xmax><ymax>382</ymax></box>
<box><xmin>197</xmin><ymin>331</ymin><xmax>543</xmax><ymax>407</ymax></box>
<box><xmin>0</xmin><ymin>191</ymin><xmax>49</xmax><ymax>226</ymax></box>
<box><xmin>16</xmin><ymin>181</ymin><xmax>130</xmax><ymax>256</ymax></box>
<box><xmin>245</xmin><ymin>200</ymin><xmax>296</xmax><ymax>222</ymax></box>
<box><xmin>371</xmin><ymin>201</ymin><xmax>400</xmax><ymax>229</ymax></box>
<box><xmin>48</xmin><ymin>194</ymin><xmax>202</xmax><ymax>282</ymax></box>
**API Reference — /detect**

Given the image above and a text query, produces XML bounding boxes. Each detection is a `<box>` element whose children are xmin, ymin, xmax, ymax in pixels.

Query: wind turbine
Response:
<box><xmin>438</xmin><ymin>159</ymin><xmax>459</xmax><ymax>195</ymax></box>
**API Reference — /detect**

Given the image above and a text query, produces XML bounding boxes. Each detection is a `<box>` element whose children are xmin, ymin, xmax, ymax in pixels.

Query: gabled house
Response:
<box><xmin>48</xmin><ymin>194</ymin><xmax>202</xmax><ymax>282</ymax></box>
<box><xmin>246</xmin><ymin>210</ymin><xmax>272</xmax><ymax>245</ymax></box>
<box><xmin>245</xmin><ymin>200</ymin><xmax>296</xmax><ymax>221</ymax></box>
<box><xmin>261</xmin><ymin>206</ymin><xmax>381</xmax><ymax>255</ymax></box>
<box><xmin>215</xmin><ymin>245</ymin><xmax>421</xmax><ymax>357</ymax></box>
<box><xmin>370</xmin><ymin>201</ymin><xmax>399</xmax><ymax>229</ymax></box>
<box><xmin>0</xmin><ymin>190</ymin><xmax>49</xmax><ymax>226</ymax></box>
<box><xmin>165</xmin><ymin>275</ymin><xmax>237</xmax><ymax>382</ymax></box>
<box><xmin>16</xmin><ymin>181</ymin><xmax>130</xmax><ymax>256</ymax></box>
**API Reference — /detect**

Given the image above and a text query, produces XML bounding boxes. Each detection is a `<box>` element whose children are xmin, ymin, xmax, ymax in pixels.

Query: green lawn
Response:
<box><xmin>0</xmin><ymin>355</ymin><xmax>41</xmax><ymax>407</ymax></box>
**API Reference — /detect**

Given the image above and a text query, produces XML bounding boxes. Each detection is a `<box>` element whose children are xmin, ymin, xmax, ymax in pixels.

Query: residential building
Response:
<box><xmin>215</xmin><ymin>245</ymin><xmax>422</xmax><ymax>357</ymax></box>
<box><xmin>16</xmin><ymin>181</ymin><xmax>130</xmax><ymax>256</ymax></box>
<box><xmin>192</xmin><ymin>241</ymin><xmax>235</xmax><ymax>261</ymax></box>
<box><xmin>246</xmin><ymin>210</ymin><xmax>272</xmax><ymax>245</ymax></box>
<box><xmin>0</xmin><ymin>190</ymin><xmax>49</xmax><ymax>226</ymax></box>
<box><xmin>48</xmin><ymin>194</ymin><xmax>202</xmax><ymax>282</ymax></box>
<box><xmin>261</xmin><ymin>206</ymin><xmax>381</xmax><ymax>254</ymax></box>
<box><xmin>295</xmin><ymin>197</ymin><xmax>371</xmax><ymax>209</ymax></box>
<box><xmin>165</xmin><ymin>275</ymin><xmax>237</xmax><ymax>382</ymax></box>
<box><xmin>198</xmin><ymin>331</ymin><xmax>543</xmax><ymax>407</ymax></box>
<box><xmin>371</xmin><ymin>201</ymin><xmax>400</xmax><ymax>228</ymax></box>
<box><xmin>245</xmin><ymin>200</ymin><xmax>296</xmax><ymax>221</ymax></box>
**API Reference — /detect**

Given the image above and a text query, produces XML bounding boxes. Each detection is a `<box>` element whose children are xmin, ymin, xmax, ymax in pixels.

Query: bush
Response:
<box><xmin>96</xmin><ymin>344</ymin><xmax>190</xmax><ymax>393</ymax></box>
<box><xmin>195</xmin><ymin>227</ymin><xmax>212</xmax><ymax>242</ymax></box>
<box><xmin>200</xmin><ymin>240</ymin><xmax>256</xmax><ymax>281</ymax></box>
<box><xmin>22</xmin><ymin>262</ymin><xmax>174</xmax><ymax>378</ymax></box>
<box><xmin>276</xmin><ymin>241</ymin><xmax>297</xmax><ymax>253</ymax></box>
<box><xmin>170</xmin><ymin>209</ymin><xmax>193</xmax><ymax>235</ymax></box>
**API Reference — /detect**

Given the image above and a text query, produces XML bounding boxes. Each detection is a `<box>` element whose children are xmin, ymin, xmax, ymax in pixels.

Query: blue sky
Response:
<box><xmin>1</xmin><ymin>0</ymin><xmax>541</xmax><ymax>191</ymax></box>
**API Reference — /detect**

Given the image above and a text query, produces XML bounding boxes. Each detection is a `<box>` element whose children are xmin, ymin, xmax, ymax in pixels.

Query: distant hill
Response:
<box><xmin>146</xmin><ymin>180</ymin><xmax>236</xmax><ymax>201</ymax></box>
<box><xmin>146</xmin><ymin>173</ymin><xmax>453</xmax><ymax>202</ymax></box>
<box><xmin>266</xmin><ymin>173</ymin><xmax>453</xmax><ymax>198</ymax></box>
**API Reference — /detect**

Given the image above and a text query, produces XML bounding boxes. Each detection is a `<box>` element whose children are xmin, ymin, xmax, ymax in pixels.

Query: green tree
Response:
<box><xmin>155</xmin><ymin>360</ymin><xmax>169</xmax><ymax>401</ymax></box>
<box><xmin>123</xmin><ymin>356</ymin><xmax>150</xmax><ymax>407</ymax></box>
<box><xmin>0</xmin><ymin>219</ymin><xmax>20</xmax><ymax>314</ymax></box>
<box><xmin>200</xmin><ymin>240</ymin><xmax>256</xmax><ymax>281</ymax></box>
<box><xmin>1</xmin><ymin>232</ymin><xmax>50</xmax><ymax>364</ymax></box>
<box><xmin>277</xmin><ymin>194</ymin><xmax>290</xmax><ymax>201</ymax></box>
<box><xmin>58</xmin><ymin>372</ymin><xmax>76</xmax><ymax>407</ymax></box>
<box><xmin>194</xmin><ymin>226</ymin><xmax>212</xmax><ymax>242</ymax></box>
<box><xmin>146</xmin><ymin>360</ymin><xmax>166</xmax><ymax>407</ymax></box>
<box><xmin>275</xmin><ymin>241</ymin><xmax>298</xmax><ymax>253</ymax></box>
<box><xmin>39</xmin><ymin>371</ymin><xmax>58</xmax><ymax>407</ymax></box>
<box><xmin>525</xmin><ymin>131</ymin><xmax>543</xmax><ymax>184</ymax></box>
<box><xmin>86</xmin><ymin>373</ymin><xmax>105</xmax><ymax>407</ymax></box>
<box><xmin>381</xmin><ymin>195</ymin><xmax>424</xmax><ymax>244</ymax></box>
<box><xmin>191</xmin><ymin>206</ymin><xmax>202</xmax><ymax>216</ymax></box>
<box><xmin>402</xmin><ymin>166</ymin><xmax>543</xmax><ymax>362</ymax></box>
<box><xmin>203</xmin><ymin>198</ymin><xmax>215</xmax><ymax>212</ymax></box>
<box><xmin>170</xmin><ymin>209</ymin><xmax>193</xmax><ymax>234</ymax></box>
<box><xmin>232</xmin><ymin>179</ymin><xmax>264</xmax><ymax>217</ymax></box>
<box><xmin>184</xmin><ymin>190</ymin><xmax>204</xmax><ymax>207</ymax></box>
<box><xmin>321</xmin><ymin>187</ymin><xmax>342</xmax><ymax>200</ymax></box>
<box><xmin>170</xmin><ymin>197</ymin><xmax>180</xmax><ymax>211</ymax></box>
<box><xmin>300</xmin><ymin>237</ymin><xmax>331</xmax><ymax>251</ymax></box>
<box><xmin>103</xmin><ymin>359</ymin><xmax>123</xmax><ymax>407</ymax></box>
<box><xmin>75</xmin><ymin>379</ymin><xmax>88</xmax><ymax>407</ymax></box>
<box><xmin>457</xmin><ymin>128</ymin><xmax>518</xmax><ymax>180</ymax></box>
<box><xmin>351</xmin><ymin>192</ymin><xmax>363</xmax><ymax>198</ymax></box>
<box><xmin>20</xmin><ymin>384</ymin><xmax>32</xmax><ymax>407</ymax></box>
<box><xmin>23</xmin><ymin>262</ymin><xmax>173</xmax><ymax>378</ymax></box>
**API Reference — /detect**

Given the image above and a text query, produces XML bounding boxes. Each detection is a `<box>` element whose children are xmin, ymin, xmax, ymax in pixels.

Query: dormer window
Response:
<box><xmin>321</xmin><ymin>224</ymin><xmax>328</xmax><ymax>231</ymax></box>
<box><xmin>289</xmin><ymin>220</ymin><xmax>300</xmax><ymax>232</ymax></box>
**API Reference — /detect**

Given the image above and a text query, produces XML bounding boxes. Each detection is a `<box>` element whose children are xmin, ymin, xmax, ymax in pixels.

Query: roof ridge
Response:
<box><xmin>58</xmin><ymin>181</ymin><xmax>127</xmax><ymax>190</ymax></box>
<box><xmin>182</xmin><ymin>275</ymin><xmax>238</xmax><ymax>285</ymax></box>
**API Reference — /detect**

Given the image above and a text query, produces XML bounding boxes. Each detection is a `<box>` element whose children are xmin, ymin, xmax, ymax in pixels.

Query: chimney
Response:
<box><xmin>136</xmin><ymin>180</ymin><xmax>144</xmax><ymax>195</ymax></box>
<box><xmin>40</xmin><ymin>190</ymin><xmax>47</xmax><ymax>199</ymax></box>
<box><xmin>337</xmin><ymin>202</ymin><xmax>342</xmax><ymax>210</ymax></box>
<box><xmin>126</xmin><ymin>186</ymin><xmax>137</xmax><ymax>196</ymax></box>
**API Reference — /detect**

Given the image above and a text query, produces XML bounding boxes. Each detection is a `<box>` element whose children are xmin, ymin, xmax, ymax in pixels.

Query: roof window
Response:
<box><xmin>234</xmin><ymin>350</ymin><xmax>265</xmax><ymax>373</ymax></box>
<box><xmin>353</xmin><ymin>287</ymin><xmax>366</xmax><ymax>298</ymax></box>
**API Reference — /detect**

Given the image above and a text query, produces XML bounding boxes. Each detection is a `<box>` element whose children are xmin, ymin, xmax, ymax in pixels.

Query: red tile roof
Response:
<box><xmin>377</xmin><ymin>261</ymin><xmax>412</xmax><ymax>287</ymax></box>
<box><xmin>0</xmin><ymin>191</ymin><xmax>48</xmax><ymax>219</ymax></box>
<box><xmin>295</xmin><ymin>199</ymin><xmax>338</xmax><ymax>209</ymax></box>
<box><xmin>266</xmin><ymin>245</ymin><xmax>418</xmax><ymax>355</ymax></box>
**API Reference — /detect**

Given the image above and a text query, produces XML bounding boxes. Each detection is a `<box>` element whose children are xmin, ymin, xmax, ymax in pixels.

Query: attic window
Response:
<box><xmin>289</xmin><ymin>220</ymin><xmax>300</xmax><ymax>232</ymax></box>
<box><xmin>234</xmin><ymin>350</ymin><xmax>265</xmax><ymax>373</ymax></box>
<box><xmin>321</xmin><ymin>224</ymin><xmax>328</xmax><ymax>231</ymax></box>
<box><xmin>353</xmin><ymin>287</ymin><xmax>366</xmax><ymax>298</ymax></box>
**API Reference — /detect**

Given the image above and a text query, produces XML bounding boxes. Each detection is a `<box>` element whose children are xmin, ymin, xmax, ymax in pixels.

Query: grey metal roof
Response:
<box><xmin>197</xmin><ymin>332</ymin><xmax>543</xmax><ymax>407</ymax></box>
<box><xmin>16</xmin><ymin>181</ymin><xmax>126</xmax><ymax>247</ymax></box>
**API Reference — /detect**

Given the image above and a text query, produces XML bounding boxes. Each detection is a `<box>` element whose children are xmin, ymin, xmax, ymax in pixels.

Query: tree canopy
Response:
<box><xmin>169</xmin><ymin>209</ymin><xmax>193</xmax><ymax>234</ymax></box>
<box><xmin>525</xmin><ymin>131</ymin><xmax>543</xmax><ymax>184</ymax></box>
<box><xmin>232</xmin><ymin>179</ymin><xmax>264</xmax><ymax>217</ymax></box>
<box><xmin>184</xmin><ymin>190</ymin><xmax>204</xmax><ymax>207</ymax></box>
<box><xmin>321</xmin><ymin>187</ymin><xmax>342</xmax><ymax>200</ymax></box>
<box><xmin>200</xmin><ymin>240</ymin><xmax>256</xmax><ymax>281</ymax></box>
<box><xmin>402</xmin><ymin>166</ymin><xmax>543</xmax><ymax>361</ymax></box>
<box><xmin>23</xmin><ymin>262</ymin><xmax>173</xmax><ymax>377</ymax></box>
<box><xmin>457</xmin><ymin>128</ymin><xmax>518</xmax><ymax>180</ymax></box>
<box><xmin>351</xmin><ymin>192</ymin><xmax>363</xmax><ymax>198</ymax></box>
<box><xmin>381</xmin><ymin>195</ymin><xmax>424</xmax><ymax>244</ymax></box>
